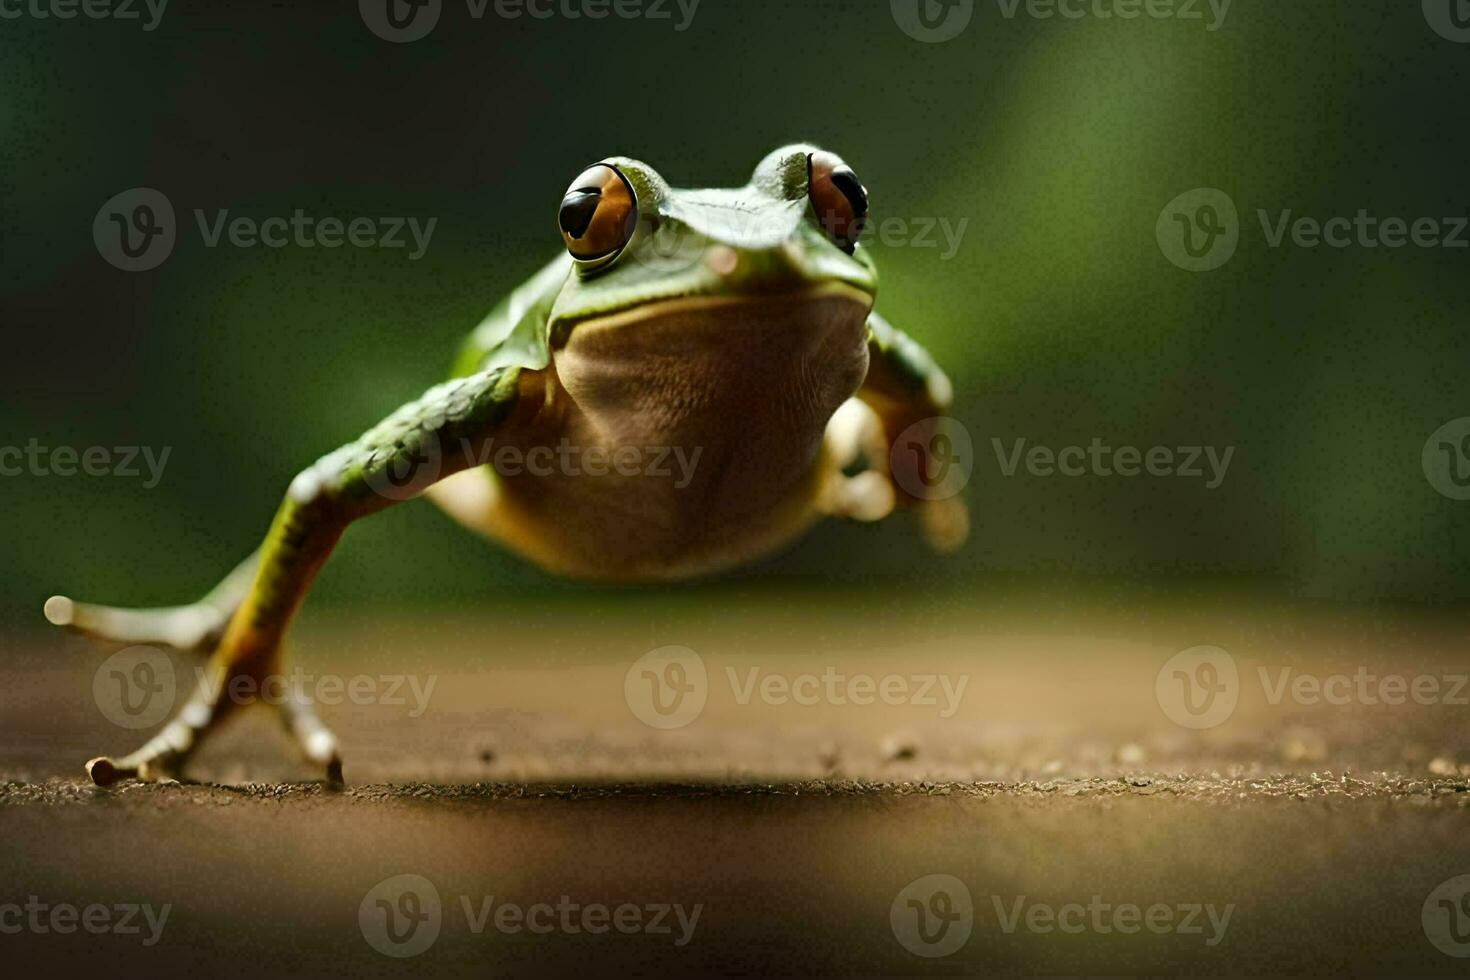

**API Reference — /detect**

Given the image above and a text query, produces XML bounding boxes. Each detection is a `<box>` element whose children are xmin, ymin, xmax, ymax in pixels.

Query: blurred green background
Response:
<box><xmin>1</xmin><ymin>0</ymin><xmax>1466</xmax><ymax>633</ymax></box>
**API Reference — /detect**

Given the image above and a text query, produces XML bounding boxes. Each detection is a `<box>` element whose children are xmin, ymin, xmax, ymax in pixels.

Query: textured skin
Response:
<box><xmin>296</xmin><ymin>367</ymin><xmax>524</xmax><ymax>511</ymax></box>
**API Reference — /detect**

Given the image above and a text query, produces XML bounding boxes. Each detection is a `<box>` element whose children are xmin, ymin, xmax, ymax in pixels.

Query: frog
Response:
<box><xmin>43</xmin><ymin>144</ymin><xmax>968</xmax><ymax>786</ymax></box>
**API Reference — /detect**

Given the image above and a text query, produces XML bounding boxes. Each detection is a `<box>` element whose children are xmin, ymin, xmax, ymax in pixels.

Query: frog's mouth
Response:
<box><xmin>550</xmin><ymin>281</ymin><xmax>874</xmax><ymax>351</ymax></box>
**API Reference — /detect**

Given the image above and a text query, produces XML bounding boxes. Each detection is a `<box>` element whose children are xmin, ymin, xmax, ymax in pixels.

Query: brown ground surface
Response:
<box><xmin>1</xmin><ymin>591</ymin><xmax>1467</xmax><ymax>975</ymax></box>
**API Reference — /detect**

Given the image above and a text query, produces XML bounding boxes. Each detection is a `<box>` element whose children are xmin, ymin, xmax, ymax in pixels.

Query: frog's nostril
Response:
<box><xmin>705</xmin><ymin>245</ymin><xmax>738</xmax><ymax>277</ymax></box>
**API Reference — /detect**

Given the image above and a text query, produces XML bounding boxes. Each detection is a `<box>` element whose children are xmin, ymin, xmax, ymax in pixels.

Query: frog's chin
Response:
<box><xmin>551</xmin><ymin>280</ymin><xmax>873</xmax><ymax>445</ymax></box>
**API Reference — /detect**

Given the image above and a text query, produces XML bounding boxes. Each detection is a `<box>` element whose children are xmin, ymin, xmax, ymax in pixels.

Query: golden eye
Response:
<box><xmin>558</xmin><ymin>164</ymin><xmax>637</xmax><ymax>263</ymax></box>
<box><xmin>808</xmin><ymin>151</ymin><xmax>869</xmax><ymax>253</ymax></box>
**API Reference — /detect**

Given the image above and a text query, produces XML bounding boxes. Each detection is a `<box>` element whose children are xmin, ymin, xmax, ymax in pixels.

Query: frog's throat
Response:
<box><xmin>549</xmin><ymin>281</ymin><xmax>874</xmax><ymax>348</ymax></box>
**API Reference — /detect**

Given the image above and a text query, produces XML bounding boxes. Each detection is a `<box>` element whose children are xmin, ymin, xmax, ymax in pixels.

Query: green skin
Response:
<box><xmin>44</xmin><ymin>144</ymin><xmax>964</xmax><ymax>786</ymax></box>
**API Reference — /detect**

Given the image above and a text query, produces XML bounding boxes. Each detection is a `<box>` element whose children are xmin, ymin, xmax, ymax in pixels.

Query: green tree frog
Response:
<box><xmin>45</xmin><ymin>144</ymin><xmax>967</xmax><ymax>786</ymax></box>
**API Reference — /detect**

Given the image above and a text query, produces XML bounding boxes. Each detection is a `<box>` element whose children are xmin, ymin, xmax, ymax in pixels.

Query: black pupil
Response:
<box><xmin>830</xmin><ymin>167</ymin><xmax>868</xmax><ymax>218</ymax></box>
<box><xmin>559</xmin><ymin>189</ymin><xmax>601</xmax><ymax>240</ymax></box>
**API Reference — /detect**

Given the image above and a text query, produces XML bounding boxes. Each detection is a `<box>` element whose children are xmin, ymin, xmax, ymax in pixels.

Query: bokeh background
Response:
<box><xmin>1</xmin><ymin>0</ymin><xmax>1467</xmax><ymax>635</ymax></box>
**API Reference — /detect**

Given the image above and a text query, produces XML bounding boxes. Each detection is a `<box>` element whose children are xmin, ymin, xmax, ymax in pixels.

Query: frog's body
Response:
<box><xmin>44</xmin><ymin>145</ymin><xmax>967</xmax><ymax>785</ymax></box>
<box><xmin>431</xmin><ymin>276</ymin><xmax>873</xmax><ymax>580</ymax></box>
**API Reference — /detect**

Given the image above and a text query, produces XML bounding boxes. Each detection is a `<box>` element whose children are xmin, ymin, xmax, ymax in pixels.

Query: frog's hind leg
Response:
<box><xmin>44</xmin><ymin>550</ymin><xmax>259</xmax><ymax>653</ymax></box>
<box><xmin>62</xmin><ymin>511</ymin><xmax>352</xmax><ymax>787</ymax></box>
<box><xmin>49</xmin><ymin>365</ymin><xmax>530</xmax><ymax>787</ymax></box>
<box><xmin>53</xmin><ymin>548</ymin><xmax>342</xmax><ymax>787</ymax></box>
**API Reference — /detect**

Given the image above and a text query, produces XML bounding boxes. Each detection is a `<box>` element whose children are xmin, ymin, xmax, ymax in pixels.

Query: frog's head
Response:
<box><xmin>544</xmin><ymin>144</ymin><xmax>877</xmax><ymax>348</ymax></box>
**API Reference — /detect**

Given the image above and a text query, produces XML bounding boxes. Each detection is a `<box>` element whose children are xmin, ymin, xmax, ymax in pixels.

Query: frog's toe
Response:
<box><xmin>823</xmin><ymin>470</ymin><xmax>897</xmax><ymax>523</ymax></box>
<box><xmin>920</xmin><ymin>497</ymin><xmax>970</xmax><ymax>554</ymax></box>
<box><xmin>279</xmin><ymin>689</ymin><xmax>345</xmax><ymax>787</ymax></box>
<box><xmin>45</xmin><ymin>593</ymin><xmax>227</xmax><ymax>653</ymax></box>
<box><xmin>85</xmin><ymin>742</ymin><xmax>188</xmax><ymax>786</ymax></box>
<box><xmin>84</xmin><ymin>756</ymin><xmax>128</xmax><ymax>787</ymax></box>
<box><xmin>45</xmin><ymin>552</ymin><xmax>258</xmax><ymax>653</ymax></box>
<box><xmin>84</xmin><ymin>684</ymin><xmax>216</xmax><ymax>786</ymax></box>
<box><xmin>85</xmin><ymin>754</ymin><xmax>179</xmax><ymax>786</ymax></box>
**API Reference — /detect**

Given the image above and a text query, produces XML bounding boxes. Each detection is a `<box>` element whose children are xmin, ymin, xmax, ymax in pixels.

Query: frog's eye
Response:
<box><xmin>808</xmin><ymin>151</ymin><xmax>869</xmax><ymax>253</ymax></box>
<box><xmin>558</xmin><ymin>164</ymin><xmax>638</xmax><ymax>264</ymax></box>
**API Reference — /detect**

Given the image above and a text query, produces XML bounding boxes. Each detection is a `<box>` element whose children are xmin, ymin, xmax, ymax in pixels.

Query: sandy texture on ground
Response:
<box><xmin>2</xmin><ymin>594</ymin><xmax>1467</xmax><ymax>974</ymax></box>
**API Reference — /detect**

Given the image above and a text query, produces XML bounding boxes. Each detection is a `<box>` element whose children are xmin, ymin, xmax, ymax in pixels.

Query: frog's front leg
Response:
<box><xmin>821</xmin><ymin>311</ymin><xmax>969</xmax><ymax>551</ymax></box>
<box><xmin>47</xmin><ymin>366</ymin><xmax>529</xmax><ymax>786</ymax></box>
